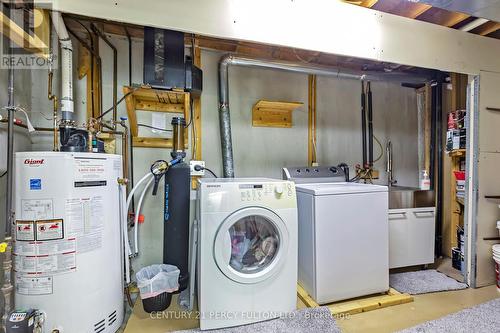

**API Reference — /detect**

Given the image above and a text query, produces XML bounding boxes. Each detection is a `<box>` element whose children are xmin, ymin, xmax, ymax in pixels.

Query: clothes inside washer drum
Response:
<box><xmin>172</xmin><ymin>307</ymin><xmax>341</xmax><ymax>333</ymax></box>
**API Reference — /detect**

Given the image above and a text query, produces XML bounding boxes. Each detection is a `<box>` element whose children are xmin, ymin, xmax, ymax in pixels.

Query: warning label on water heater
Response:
<box><xmin>36</xmin><ymin>219</ymin><xmax>64</xmax><ymax>241</ymax></box>
<box><xmin>16</xmin><ymin>276</ymin><xmax>53</xmax><ymax>295</ymax></box>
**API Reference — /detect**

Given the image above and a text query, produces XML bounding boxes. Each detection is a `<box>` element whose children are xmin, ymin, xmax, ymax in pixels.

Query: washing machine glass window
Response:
<box><xmin>228</xmin><ymin>215</ymin><xmax>280</xmax><ymax>274</ymax></box>
<box><xmin>213</xmin><ymin>207</ymin><xmax>289</xmax><ymax>284</ymax></box>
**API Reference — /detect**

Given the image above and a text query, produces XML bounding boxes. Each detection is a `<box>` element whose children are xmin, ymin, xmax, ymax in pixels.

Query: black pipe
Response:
<box><xmin>435</xmin><ymin>79</ymin><xmax>444</xmax><ymax>258</ymax></box>
<box><xmin>361</xmin><ymin>81</ymin><xmax>367</xmax><ymax>168</ymax></box>
<box><xmin>367</xmin><ymin>82</ymin><xmax>374</xmax><ymax>167</ymax></box>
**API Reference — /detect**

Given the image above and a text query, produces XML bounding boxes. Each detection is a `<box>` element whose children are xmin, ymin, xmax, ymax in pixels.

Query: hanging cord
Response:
<box><xmin>137</xmin><ymin>124</ymin><xmax>172</xmax><ymax>132</ymax></box>
<box><xmin>372</xmin><ymin>135</ymin><xmax>384</xmax><ymax>163</ymax></box>
<box><xmin>95</xmin><ymin>89</ymin><xmax>136</xmax><ymax>120</ymax></box>
<box><xmin>193</xmin><ymin>164</ymin><xmax>218</xmax><ymax>178</ymax></box>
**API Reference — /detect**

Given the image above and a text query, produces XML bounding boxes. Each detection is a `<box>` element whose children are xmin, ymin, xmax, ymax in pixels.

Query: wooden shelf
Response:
<box><xmin>252</xmin><ymin>100</ymin><xmax>303</xmax><ymax>128</ymax></box>
<box><xmin>124</xmin><ymin>86</ymin><xmax>189</xmax><ymax>149</ymax></box>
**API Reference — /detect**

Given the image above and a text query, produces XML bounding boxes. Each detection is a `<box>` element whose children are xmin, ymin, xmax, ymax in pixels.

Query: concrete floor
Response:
<box><xmin>124</xmin><ymin>285</ymin><xmax>499</xmax><ymax>332</ymax></box>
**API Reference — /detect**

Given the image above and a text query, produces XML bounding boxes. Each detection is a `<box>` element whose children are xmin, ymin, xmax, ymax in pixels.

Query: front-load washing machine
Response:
<box><xmin>196</xmin><ymin>178</ymin><xmax>297</xmax><ymax>330</ymax></box>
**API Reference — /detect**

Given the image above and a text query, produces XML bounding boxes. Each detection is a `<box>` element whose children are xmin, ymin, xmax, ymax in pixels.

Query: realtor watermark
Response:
<box><xmin>0</xmin><ymin>1</ymin><xmax>55</xmax><ymax>69</ymax></box>
<box><xmin>149</xmin><ymin>310</ymin><xmax>351</xmax><ymax>321</ymax></box>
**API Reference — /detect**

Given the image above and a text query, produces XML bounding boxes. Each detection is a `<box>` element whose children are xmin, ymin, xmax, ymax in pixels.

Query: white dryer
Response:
<box><xmin>284</xmin><ymin>166</ymin><xmax>389</xmax><ymax>304</ymax></box>
<box><xmin>196</xmin><ymin>178</ymin><xmax>297</xmax><ymax>330</ymax></box>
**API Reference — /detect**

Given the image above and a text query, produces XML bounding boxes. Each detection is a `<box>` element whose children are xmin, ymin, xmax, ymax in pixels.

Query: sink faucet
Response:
<box><xmin>386</xmin><ymin>141</ymin><xmax>397</xmax><ymax>186</ymax></box>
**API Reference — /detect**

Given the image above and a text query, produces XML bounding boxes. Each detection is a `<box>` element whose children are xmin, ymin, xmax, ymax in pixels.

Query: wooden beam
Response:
<box><xmin>361</xmin><ymin>0</ymin><xmax>379</xmax><ymax>8</ymax></box>
<box><xmin>33</xmin><ymin>9</ymin><xmax>50</xmax><ymax>57</ymax></box>
<box><xmin>372</xmin><ymin>0</ymin><xmax>431</xmax><ymax>19</ymax></box>
<box><xmin>417</xmin><ymin>8</ymin><xmax>470</xmax><ymax>27</ymax></box>
<box><xmin>473</xmin><ymin>22</ymin><xmax>500</xmax><ymax>36</ymax></box>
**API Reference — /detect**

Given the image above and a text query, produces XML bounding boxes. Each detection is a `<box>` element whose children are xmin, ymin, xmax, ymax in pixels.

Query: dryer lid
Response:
<box><xmin>296</xmin><ymin>182</ymin><xmax>388</xmax><ymax>195</ymax></box>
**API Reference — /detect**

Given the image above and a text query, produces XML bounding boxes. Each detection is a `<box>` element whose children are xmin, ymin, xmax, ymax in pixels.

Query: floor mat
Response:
<box><xmin>172</xmin><ymin>307</ymin><xmax>340</xmax><ymax>333</ymax></box>
<box><xmin>398</xmin><ymin>297</ymin><xmax>500</xmax><ymax>333</ymax></box>
<box><xmin>390</xmin><ymin>269</ymin><xmax>467</xmax><ymax>295</ymax></box>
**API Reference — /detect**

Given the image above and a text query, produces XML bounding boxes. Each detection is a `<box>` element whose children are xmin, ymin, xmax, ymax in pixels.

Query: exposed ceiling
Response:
<box><xmin>345</xmin><ymin>0</ymin><xmax>500</xmax><ymax>39</ymax></box>
<box><xmin>64</xmin><ymin>14</ymin><xmax>435</xmax><ymax>79</ymax></box>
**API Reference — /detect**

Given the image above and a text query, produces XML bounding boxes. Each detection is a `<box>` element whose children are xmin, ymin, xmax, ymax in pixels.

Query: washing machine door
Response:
<box><xmin>213</xmin><ymin>206</ymin><xmax>289</xmax><ymax>284</ymax></box>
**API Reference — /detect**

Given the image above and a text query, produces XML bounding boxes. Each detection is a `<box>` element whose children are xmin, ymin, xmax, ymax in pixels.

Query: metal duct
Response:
<box><xmin>218</xmin><ymin>54</ymin><xmax>432</xmax><ymax>178</ymax></box>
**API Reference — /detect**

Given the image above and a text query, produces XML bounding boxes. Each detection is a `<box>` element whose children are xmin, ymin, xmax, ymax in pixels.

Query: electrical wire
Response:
<box><xmin>137</xmin><ymin>124</ymin><xmax>172</xmax><ymax>132</ymax></box>
<box><xmin>185</xmin><ymin>97</ymin><xmax>194</xmax><ymax>128</ymax></box>
<box><xmin>203</xmin><ymin>167</ymin><xmax>218</xmax><ymax>178</ymax></box>
<box><xmin>373</xmin><ymin>135</ymin><xmax>384</xmax><ymax>163</ymax></box>
<box><xmin>95</xmin><ymin>90</ymin><xmax>135</xmax><ymax>120</ymax></box>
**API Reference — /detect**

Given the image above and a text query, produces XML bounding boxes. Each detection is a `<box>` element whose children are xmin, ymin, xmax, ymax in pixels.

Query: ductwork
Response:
<box><xmin>218</xmin><ymin>54</ymin><xmax>432</xmax><ymax>178</ymax></box>
<box><xmin>50</xmin><ymin>11</ymin><xmax>74</xmax><ymax>122</ymax></box>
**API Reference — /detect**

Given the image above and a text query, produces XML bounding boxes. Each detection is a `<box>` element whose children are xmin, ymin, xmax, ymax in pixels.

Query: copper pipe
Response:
<box><xmin>48</xmin><ymin>71</ymin><xmax>59</xmax><ymax>151</ymax></box>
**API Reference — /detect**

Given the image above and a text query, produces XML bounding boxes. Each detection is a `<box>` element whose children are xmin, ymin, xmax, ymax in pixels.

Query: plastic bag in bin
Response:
<box><xmin>136</xmin><ymin>264</ymin><xmax>180</xmax><ymax>299</ymax></box>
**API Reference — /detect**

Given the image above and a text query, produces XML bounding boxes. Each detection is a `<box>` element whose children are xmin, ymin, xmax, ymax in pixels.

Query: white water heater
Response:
<box><xmin>14</xmin><ymin>152</ymin><xmax>124</xmax><ymax>333</ymax></box>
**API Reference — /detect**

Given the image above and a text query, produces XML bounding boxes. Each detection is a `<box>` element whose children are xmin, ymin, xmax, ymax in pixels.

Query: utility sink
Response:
<box><xmin>388</xmin><ymin>185</ymin><xmax>435</xmax><ymax>209</ymax></box>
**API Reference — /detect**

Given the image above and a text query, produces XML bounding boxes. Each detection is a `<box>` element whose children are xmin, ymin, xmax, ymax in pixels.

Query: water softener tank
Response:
<box><xmin>164</xmin><ymin>117</ymin><xmax>190</xmax><ymax>291</ymax></box>
<box><xmin>14</xmin><ymin>152</ymin><xmax>124</xmax><ymax>333</ymax></box>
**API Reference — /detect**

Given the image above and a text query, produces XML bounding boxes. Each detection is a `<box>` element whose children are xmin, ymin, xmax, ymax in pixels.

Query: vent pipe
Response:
<box><xmin>218</xmin><ymin>54</ymin><xmax>431</xmax><ymax>178</ymax></box>
<box><xmin>50</xmin><ymin>11</ymin><xmax>74</xmax><ymax>122</ymax></box>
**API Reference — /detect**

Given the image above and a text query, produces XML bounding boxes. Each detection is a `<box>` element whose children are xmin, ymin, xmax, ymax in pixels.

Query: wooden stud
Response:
<box><xmin>192</xmin><ymin>37</ymin><xmax>202</xmax><ymax>189</ymax></box>
<box><xmin>308</xmin><ymin>75</ymin><xmax>317</xmax><ymax>166</ymax></box>
<box><xmin>124</xmin><ymin>86</ymin><xmax>138</xmax><ymax>137</ymax></box>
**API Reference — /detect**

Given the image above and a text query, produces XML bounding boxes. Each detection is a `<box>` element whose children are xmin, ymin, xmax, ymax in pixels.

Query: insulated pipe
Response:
<box><xmin>218</xmin><ymin>54</ymin><xmax>431</xmax><ymax>177</ymax></box>
<box><xmin>50</xmin><ymin>12</ymin><xmax>74</xmax><ymax>122</ymax></box>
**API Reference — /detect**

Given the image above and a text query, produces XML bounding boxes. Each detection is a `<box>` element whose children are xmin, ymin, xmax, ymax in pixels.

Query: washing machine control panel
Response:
<box><xmin>238</xmin><ymin>182</ymin><xmax>294</xmax><ymax>202</ymax></box>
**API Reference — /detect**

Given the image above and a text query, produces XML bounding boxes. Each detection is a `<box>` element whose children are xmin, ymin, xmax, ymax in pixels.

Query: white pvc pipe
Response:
<box><xmin>50</xmin><ymin>11</ymin><xmax>74</xmax><ymax>120</ymax></box>
<box><xmin>134</xmin><ymin>177</ymin><xmax>154</xmax><ymax>255</ymax></box>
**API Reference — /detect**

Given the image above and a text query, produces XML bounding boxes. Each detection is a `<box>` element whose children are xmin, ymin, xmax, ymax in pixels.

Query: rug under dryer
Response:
<box><xmin>398</xmin><ymin>297</ymin><xmax>500</xmax><ymax>333</ymax></box>
<box><xmin>172</xmin><ymin>307</ymin><xmax>341</xmax><ymax>333</ymax></box>
<box><xmin>390</xmin><ymin>269</ymin><xmax>467</xmax><ymax>295</ymax></box>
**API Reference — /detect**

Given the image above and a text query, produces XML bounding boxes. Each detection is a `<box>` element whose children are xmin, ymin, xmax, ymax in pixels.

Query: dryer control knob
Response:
<box><xmin>275</xmin><ymin>185</ymin><xmax>284</xmax><ymax>195</ymax></box>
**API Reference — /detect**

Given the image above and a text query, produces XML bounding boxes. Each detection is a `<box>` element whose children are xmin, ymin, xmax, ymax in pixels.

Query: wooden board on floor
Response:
<box><xmin>297</xmin><ymin>284</ymin><xmax>414</xmax><ymax>316</ymax></box>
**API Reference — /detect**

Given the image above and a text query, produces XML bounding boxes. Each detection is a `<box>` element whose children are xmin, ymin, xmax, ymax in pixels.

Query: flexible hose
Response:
<box><xmin>124</xmin><ymin>173</ymin><xmax>154</xmax><ymax>256</ymax></box>
<box><xmin>119</xmin><ymin>184</ymin><xmax>131</xmax><ymax>284</ymax></box>
<box><xmin>134</xmin><ymin>176</ymin><xmax>154</xmax><ymax>255</ymax></box>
